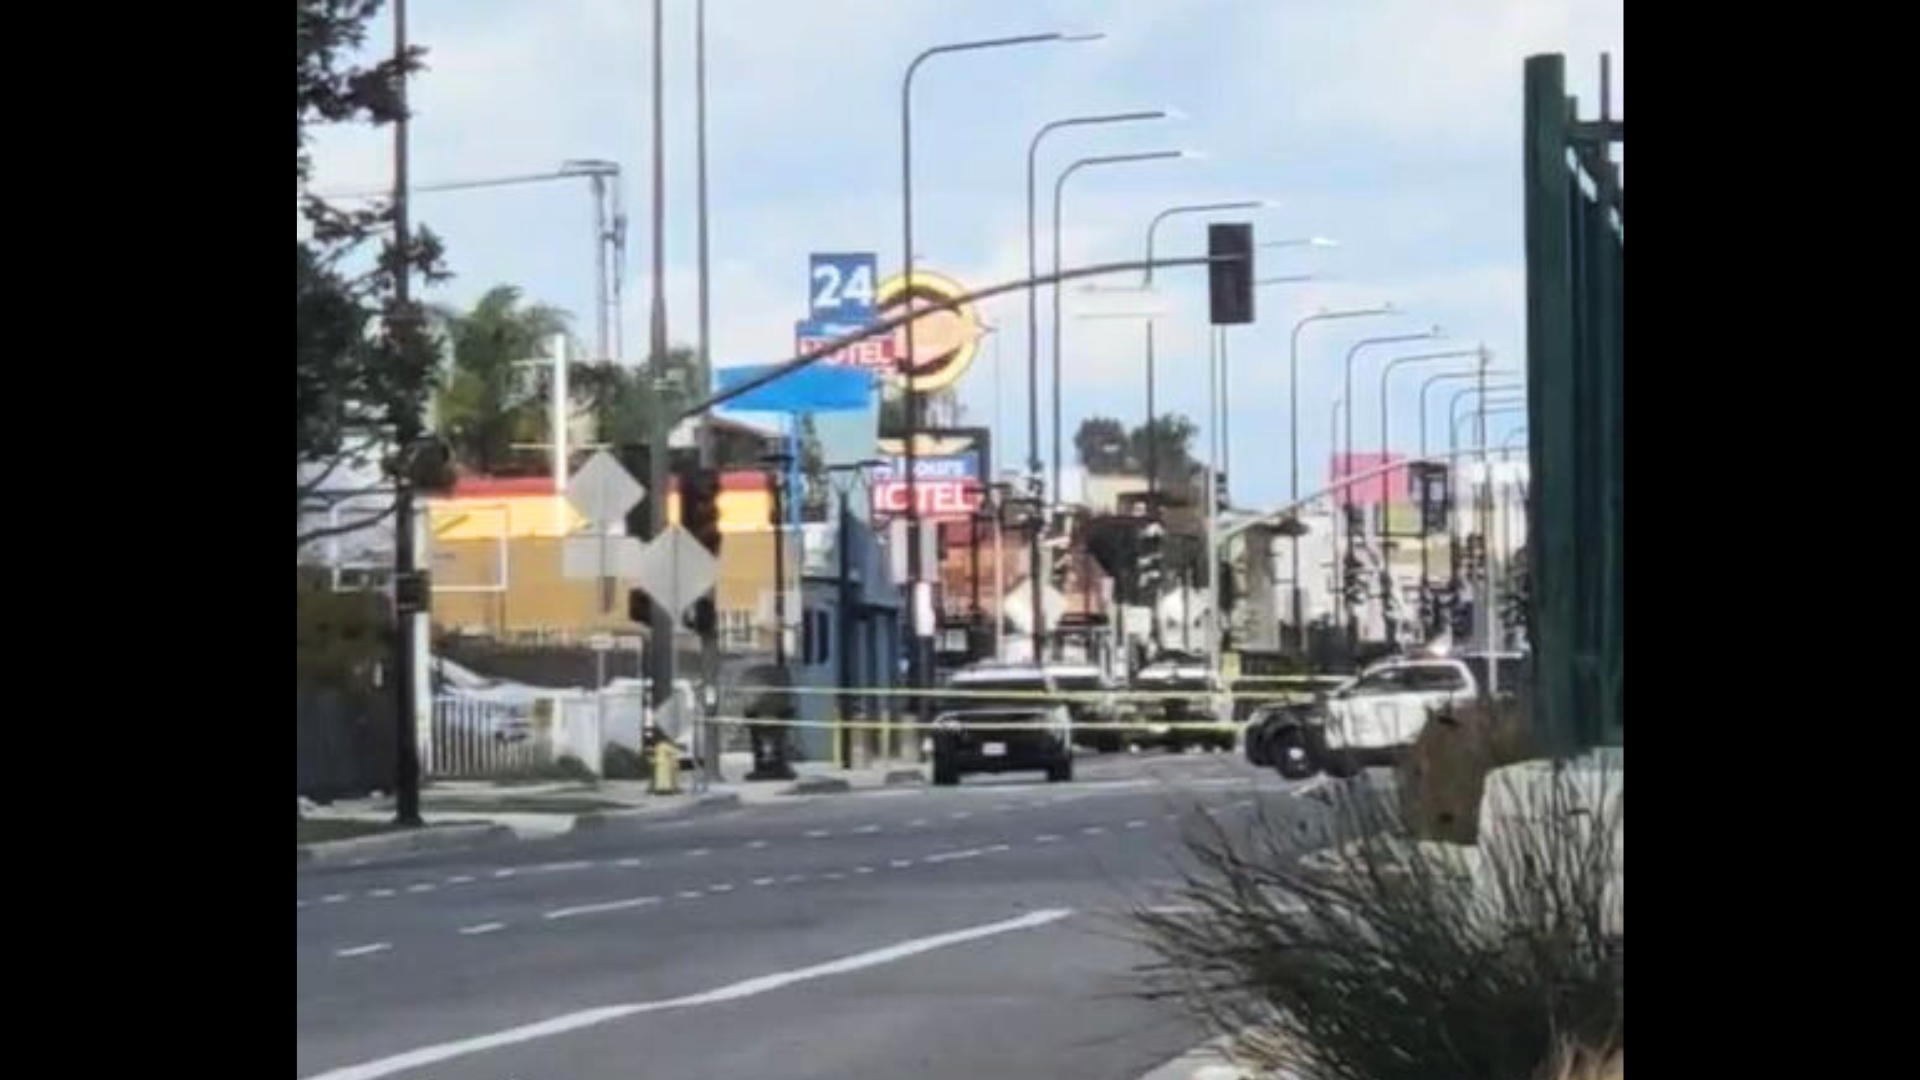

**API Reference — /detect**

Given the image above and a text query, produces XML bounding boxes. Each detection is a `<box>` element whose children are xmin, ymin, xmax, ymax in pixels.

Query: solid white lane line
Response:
<box><xmin>544</xmin><ymin>897</ymin><xmax>661</xmax><ymax>920</ymax></box>
<box><xmin>301</xmin><ymin>910</ymin><xmax>1074</xmax><ymax>1080</ymax></box>
<box><xmin>334</xmin><ymin>942</ymin><xmax>391</xmax><ymax>959</ymax></box>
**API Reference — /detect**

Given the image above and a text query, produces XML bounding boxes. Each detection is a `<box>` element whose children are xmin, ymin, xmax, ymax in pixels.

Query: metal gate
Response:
<box><xmin>1524</xmin><ymin>53</ymin><xmax>1623</xmax><ymax>752</ymax></box>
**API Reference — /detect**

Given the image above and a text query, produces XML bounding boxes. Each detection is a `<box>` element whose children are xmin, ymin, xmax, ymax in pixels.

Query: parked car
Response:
<box><xmin>1319</xmin><ymin>651</ymin><xmax>1528</xmax><ymax>776</ymax></box>
<box><xmin>929</xmin><ymin>664</ymin><xmax>1074</xmax><ymax>786</ymax></box>
<box><xmin>1133</xmin><ymin>655</ymin><xmax>1236</xmax><ymax>752</ymax></box>
<box><xmin>1046</xmin><ymin>664</ymin><xmax>1131</xmax><ymax>753</ymax></box>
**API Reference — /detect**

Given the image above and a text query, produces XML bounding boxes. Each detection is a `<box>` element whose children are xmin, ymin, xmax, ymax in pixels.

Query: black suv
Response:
<box><xmin>929</xmin><ymin>665</ymin><xmax>1074</xmax><ymax>786</ymax></box>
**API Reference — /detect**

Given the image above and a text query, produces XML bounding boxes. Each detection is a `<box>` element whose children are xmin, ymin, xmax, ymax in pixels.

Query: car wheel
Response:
<box><xmin>932</xmin><ymin>753</ymin><xmax>960</xmax><ymax>786</ymax></box>
<box><xmin>1046</xmin><ymin>756</ymin><xmax>1074</xmax><ymax>783</ymax></box>
<box><xmin>1272</xmin><ymin>732</ymin><xmax>1317</xmax><ymax>780</ymax></box>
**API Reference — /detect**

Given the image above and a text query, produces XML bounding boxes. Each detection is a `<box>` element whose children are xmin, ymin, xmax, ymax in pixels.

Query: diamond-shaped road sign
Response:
<box><xmin>565</xmin><ymin>449</ymin><xmax>645</xmax><ymax>525</ymax></box>
<box><xmin>630</xmin><ymin>524</ymin><xmax>719</xmax><ymax>618</ymax></box>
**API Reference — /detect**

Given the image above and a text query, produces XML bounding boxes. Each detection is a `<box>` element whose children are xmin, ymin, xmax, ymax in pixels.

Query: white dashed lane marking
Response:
<box><xmin>752</xmin><ymin>877</ymin><xmax>776</xmax><ymax>887</ymax></box>
<box><xmin>1035</xmin><ymin>834</ymin><xmax>1061</xmax><ymax>843</ymax></box>
<box><xmin>406</xmin><ymin>883</ymin><xmax>436</xmax><ymax>894</ymax></box>
<box><xmin>323</xmin><ymin>893</ymin><xmax>349</xmax><ymax>904</ymax></box>
<box><xmin>369</xmin><ymin>888</ymin><xmax>397</xmax><ymax>898</ymax></box>
<box><xmin>803</xmin><ymin>830</ymin><xmax>832</xmax><ymax>839</ymax></box>
<box><xmin>617</xmin><ymin>858</ymin><xmax>643</xmax><ymax>868</ymax></box>
<box><xmin>459</xmin><ymin>922</ymin><xmax>506</xmax><ymax>936</ymax></box>
<box><xmin>745</xmin><ymin>840</ymin><xmax>769</xmax><ymax>849</ymax></box>
<box><xmin>686</xmin><ymin>848</ymin><xmax>712</xmax><ymax>857</ymax></box>
<box><xmin>335</xmin><ymin>942</ymin><xmax>391</xmax><ymax>959</ymax></box>
<box><xmin>909</xmin><ymin>818</ymin><xmax>930</xmax><ymax>828</ymax></box>
<box><xmin>546</xmin><ymin>897</ymin><xmax>661</xmax><ymax>921</ymax></box>
<box><xmin>852</xmin><ymin>824</ymin><xmax>882</xmax><ymax>834</ymax></box>
<box><xmin>447</xmin><ymin>875</ymin><xmax>476</xmax><ymax>885</ymax></box>
<box><xmin>1081</xmin><ymin>826</ymin><xmax>1107</xmax><ymax>836</ymax></box>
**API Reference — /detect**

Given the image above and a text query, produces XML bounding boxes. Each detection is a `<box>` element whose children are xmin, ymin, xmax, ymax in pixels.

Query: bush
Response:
<box><xmin>601</xmin><ymin>743</ymin><xmax>647</xmax><ymax>780</ymax></box>
<box><xmin>1397</xmin><ymin>696</ymin><xmax>1536</xmax><ymax>844</ymax></box>
<box><xmin>552</xmin><ymin>754</ymin><xmax>597</xmax><ymax>783</ymax></box>
<box><xmin>1135</xmin><ymin>753</ymin><xmax>1622</xmax><ymax>1080</ymax></box>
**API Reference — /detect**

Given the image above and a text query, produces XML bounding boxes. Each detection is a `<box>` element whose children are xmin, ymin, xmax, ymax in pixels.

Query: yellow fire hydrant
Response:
<box><xmin>652</xmin><ymin>740</ymin><xmax>681</xmax><ymax>795</ymax></box>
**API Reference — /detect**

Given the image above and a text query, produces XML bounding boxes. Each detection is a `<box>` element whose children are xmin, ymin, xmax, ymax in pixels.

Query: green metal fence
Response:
<box><xmin>1524</xmin><ymin>54</ymin><xmax>1623</xmax><ymax>752</ymax></box>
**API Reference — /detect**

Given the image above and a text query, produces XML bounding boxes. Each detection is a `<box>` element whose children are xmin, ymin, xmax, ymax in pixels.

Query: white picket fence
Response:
<box><xmin>426</xmin><ymin>692</ymin><xmax>658</xmax><ymax>779</ymax></box>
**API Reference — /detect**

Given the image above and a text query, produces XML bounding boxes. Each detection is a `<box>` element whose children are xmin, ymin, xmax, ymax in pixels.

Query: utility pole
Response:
<box><xmin>695</xmin><ymin>0</ymin><xmax>721</xmax><ymax>781</ymax></box>
<box><xmin>389</xmin><ymin>0</ymin><xmax>423</xmax><ymax>828</ymax></box>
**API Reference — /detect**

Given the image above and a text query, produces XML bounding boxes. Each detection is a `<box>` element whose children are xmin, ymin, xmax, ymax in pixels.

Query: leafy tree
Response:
<box><xmin>573</xmin><ymin>346</ymin><xmax>706</xmax><ymax>451</ymax></box>
<box><xmin>297</xmin><ymin>0</ymin><xmax>448</xmax><ymax>548</ymax></box>
<box><xmin>1074</xmin><ymin>416</ymin><xmax>1131</xmax><ymax>473</ymax></box>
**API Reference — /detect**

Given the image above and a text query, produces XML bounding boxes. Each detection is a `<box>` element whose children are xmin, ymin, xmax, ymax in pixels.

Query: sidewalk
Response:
<box><xmin>299</xmin><ymin>753</ymin><xmax>927</xmax><ymax>863</ymax></box>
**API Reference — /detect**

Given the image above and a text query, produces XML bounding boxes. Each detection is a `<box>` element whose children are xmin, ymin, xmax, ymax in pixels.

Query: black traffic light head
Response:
<box><xmin>1208</xmin><ymin>222</ymin><xmax>1255</xmax><ymax>325</ymax></box>
<box><xmin>681</xmin><ymin>466</ymin><xmax>724</xmax><ymax>553</ymax></box>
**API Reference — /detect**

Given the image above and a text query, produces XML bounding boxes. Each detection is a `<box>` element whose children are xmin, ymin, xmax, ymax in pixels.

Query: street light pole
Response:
<box><xmin>1339</xmin><ymin>329</ymin><xmax>1438</xmax><ymax>649</ymax></box>
<box><xmin>1288</xmin><ymin>307</ymin><xmax>1396</xmax><ymax>653</ymax></box>
<box><xmin>1142</xmin><ymin>200</ymin><xmax>1265</xmax><ymax>503</ymax></box>
<box><xmin>1419</xmin><ymin>370</ymin><xmax>1515</xmax><ymax>618</ymax></box>
<box><xmin>1027</xmin><ymin>109</ymin><xmax>1168</xmax><ymax>661</ymax></box>
<box><xmin>1374</xmin><ymin>347</ymin><xmax>1482</xmax><ymax>647</ymax></box>
<box><xmin>1050</xmin><ymin>151</ymin><xmax>1190</xmax><ymax>504</ymax></box>
<box><xmin>904</xmin><ymin>32</ymin><xmax>1094</xmax><ymax>751</ymax></box>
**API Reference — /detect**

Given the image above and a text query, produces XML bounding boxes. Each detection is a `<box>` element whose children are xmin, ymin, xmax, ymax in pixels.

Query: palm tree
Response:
<box><xmin>433</xmin><ymin>286</ymin><xmax>573</xmax><ymax>475</ymax></box>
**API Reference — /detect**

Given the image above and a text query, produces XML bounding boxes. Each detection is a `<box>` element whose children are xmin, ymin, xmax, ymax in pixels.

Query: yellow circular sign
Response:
<box><xmin>874</xmin><ymin>269</ymin><xmax>983</xmax><ymax>393</ymax></box>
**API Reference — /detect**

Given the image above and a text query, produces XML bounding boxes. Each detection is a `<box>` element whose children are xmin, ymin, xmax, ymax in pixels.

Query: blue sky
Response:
<box><xmin>305</xmin><ymin>0</ymin><xmax>1622</xmax><ymax>511</ymax></box>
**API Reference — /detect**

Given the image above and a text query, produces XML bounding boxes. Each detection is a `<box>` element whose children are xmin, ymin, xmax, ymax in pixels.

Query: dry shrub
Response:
<box><xmin>1397</xmin><ymin>696</ymin><xmax>1537</xmax><ymax>844</ymax></box>
<box><xmin>1135</xmin><ymin>753</ymin><xmax>1622</xmax><ymax>1080</ymax></box>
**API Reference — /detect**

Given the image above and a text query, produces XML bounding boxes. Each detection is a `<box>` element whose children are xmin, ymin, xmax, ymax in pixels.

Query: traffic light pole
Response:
<box><xmin>643</xmin><ymin>0</ymin><xmax>680</xmax><ymax>783</ymax></box>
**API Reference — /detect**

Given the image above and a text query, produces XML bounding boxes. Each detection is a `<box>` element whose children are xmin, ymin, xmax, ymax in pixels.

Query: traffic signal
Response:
<box><xmin>681</xmin><ymin>467</ymin><xmax>724</xmax><ymax>554</ymax></box>
<box><xmin>1138</xmin><ymin>520</ymin><xmax>1165</xmax><ymax>602</ymax></box>
<box><xmin>1342</xmin><ymin>553</ymin><xmax>1368</xmax><ymax>614</ymax></box>
<box><xmin>1446</xmin><ymin>577</ymin><xmax>1473</xmax><ymax>639</ymax></box>
<box><xmin>1461</xmin><ymin>533</ymin><xmax>1487</xmax><ymax>584</ymax></box>
<box><xmin>1207</xmin><ymin>222</ymin><xmax>1255</xmax><ymax>325</ymax></box>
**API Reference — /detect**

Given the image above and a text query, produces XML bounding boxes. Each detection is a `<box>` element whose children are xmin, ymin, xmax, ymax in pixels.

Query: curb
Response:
<box><xmin>297</xmin><ymin>823</ymin><xmax>514</xmax><ymax>867</ymax></box>
<box><xmin>786</xmin><ymin>776</ymin><xmax>852</xmax><ymax>795</ymax></box>
<box><xmin>570</xmin><ymin>792</ymin><xmax>744</xmax><ymax>832</ymax></box>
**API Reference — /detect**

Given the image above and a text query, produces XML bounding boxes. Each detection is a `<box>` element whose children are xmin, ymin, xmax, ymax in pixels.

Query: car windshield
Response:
<box><xmin>944</xmin><ymin>678</ymin><xmax>1049</xmax><ymax>712</ymax></box>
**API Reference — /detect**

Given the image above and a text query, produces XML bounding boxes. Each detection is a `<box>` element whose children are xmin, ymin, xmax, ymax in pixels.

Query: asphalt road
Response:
<box><xmin>297</xmin><ymin>752</ymin><xmax>1309</xmax><ymax>1080</ymax></box>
